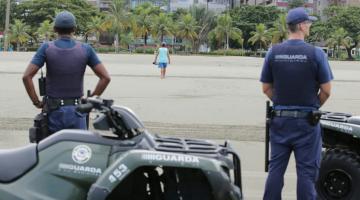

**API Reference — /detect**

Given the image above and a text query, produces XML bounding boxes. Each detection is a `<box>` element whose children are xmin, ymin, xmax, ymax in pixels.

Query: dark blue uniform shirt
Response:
<box><xmin>260</xmin><ymin>39</ymin><xmax>333</xmax><ymax>109</ymax></box>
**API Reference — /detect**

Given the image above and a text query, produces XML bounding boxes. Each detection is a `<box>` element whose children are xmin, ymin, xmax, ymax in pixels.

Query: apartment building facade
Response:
<box><xmin>88</xmin><ymin>0</ymin><xmax>241</xmax><ymax>12</ymax></box>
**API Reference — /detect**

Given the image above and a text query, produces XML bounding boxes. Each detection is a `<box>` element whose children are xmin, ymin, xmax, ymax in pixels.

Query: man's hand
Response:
<box><xmin>319</xmin><ymin>82</ymin><xmax>331</xmax><ymax>107</ymax></box>
<box><xmin>23</xmin><ymin>63</ymin><xmax>41</xmax><ymax>107</ymax></box>
<box><xmin>91</xmin><ymin>63</ymin><xmax>111</xmax><ymax>96</ymax></box>
<box><xmin>262</xmin><ymin>83</ymin><xmax>273</xmax><ymax>100</ymax></box>
<box><xmin>33</xmin><ymin>100</ymin><xmax>44</xmax><ymax>109</ymax></box>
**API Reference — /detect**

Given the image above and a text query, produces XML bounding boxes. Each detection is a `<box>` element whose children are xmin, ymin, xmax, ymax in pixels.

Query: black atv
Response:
<box><xmin>317</xmin><ymin>112</ymin><xmax>360</xmax><ymax>200</ymax></box>
<box><xmin>0</xmin><ymin>97</ymin><xmax>242</xmax><ymax>200</ymax></box>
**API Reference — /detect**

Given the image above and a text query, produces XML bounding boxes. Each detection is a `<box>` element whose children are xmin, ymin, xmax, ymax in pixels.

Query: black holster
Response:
<box><xmin>29</xmin><ymin>101</ymin><xmax>50</xmax><ymax>143</ymax></box>
<box><xmin>308</xmin><ymin>111</ymin><xmax>322</xmax><ymax>126</ymax></box>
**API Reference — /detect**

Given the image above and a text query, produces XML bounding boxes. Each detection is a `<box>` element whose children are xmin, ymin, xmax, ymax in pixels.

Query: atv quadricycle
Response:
<box><xmin>0</xmin><ymin>97</ymin><xmax>243</xmax><ymax>200</ymax></box>
<box><xmin>317</xmin><ymin>112</ymin><xmax>360</xmax><ymax>200</ymax></box>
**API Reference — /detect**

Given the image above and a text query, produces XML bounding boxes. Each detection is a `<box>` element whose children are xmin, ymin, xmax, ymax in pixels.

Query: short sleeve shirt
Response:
<box><xmin>31</xmin><ymin>37</ymin><xmax>101</xmax><ymax>68</ymax></box>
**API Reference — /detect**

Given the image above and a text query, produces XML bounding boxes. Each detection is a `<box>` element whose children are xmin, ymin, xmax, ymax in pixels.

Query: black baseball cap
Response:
<box><xmin>286</xmin><ymin>7</ymin><xmax>317</xmax><ymax>25</ymax></box>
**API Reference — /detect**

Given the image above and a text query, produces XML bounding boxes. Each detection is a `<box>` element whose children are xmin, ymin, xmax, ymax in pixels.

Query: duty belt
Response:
<box><xmin>273</xmin><ymin>110</ymin><xmax>310</xmax><ymax>118</ymax></box>
<box><xmin>46</xmin><ymin>98</ymin><xmax>81</xmax><ymax>106</ymax></box>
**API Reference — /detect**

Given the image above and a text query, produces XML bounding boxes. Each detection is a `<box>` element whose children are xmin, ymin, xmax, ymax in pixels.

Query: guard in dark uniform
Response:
<box><xmin>23</xmin><ymin>11</ymin><xmax>110</xmax><ymax>134</ymax></box>
<box><xmin>260</xmin><ymin>7</ymin><xmax>333</xmax><ymax>200</ymax></box>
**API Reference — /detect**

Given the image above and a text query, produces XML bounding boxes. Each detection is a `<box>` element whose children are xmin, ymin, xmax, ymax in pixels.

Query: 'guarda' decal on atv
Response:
<box><xmin>108</xmin><ymin>164</ymin><xmax>129</xmax><ymax>183</ymax></box>
<box><xmin>321</xmin><ymin>120</ymin><xmax>354</xmax><ymax>134</ymax></box>
<box><xmin>58</xmin><ymin>163</ymin><xmax>102</xmax><ymax>176</ymax></box>
<box><xmin>57</xmin><ymin>145</ymin><xmax>103</xmax><ymax>177</ymax></box>
<box><xmin>142</xmin><ymin>153</ymin><xmax>200</xmax><ymax>164</ymax></box>
<box><xmin>72</xmin><ymin>145</ymin><xmax>92</xmax><ymax>164</ymax></box>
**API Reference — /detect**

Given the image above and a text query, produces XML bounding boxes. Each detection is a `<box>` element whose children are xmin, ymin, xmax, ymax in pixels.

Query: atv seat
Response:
<box><xmin>348</xmin><ymin>116</ymin><xmax>360</xmax><ymax>125</ymax></box>
<box><xmin>0</xmin><ymin>144</ymin><xmax>37</xmax><ymax>183</ymax></box>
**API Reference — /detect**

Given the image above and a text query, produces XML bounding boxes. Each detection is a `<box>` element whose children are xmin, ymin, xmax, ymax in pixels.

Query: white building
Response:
<box><xmin>314</xmin><ymin>0</ymin><xmax>329</xmax><ymax>19</ymax></box>
<box><xmin>169</xmin><ymin>0</ymin><xmax>232</xmax><ymax>12</ymax></box>
<box><xmin>88</xmin><ymin>0</ymin><xmax>240</xmax><ymax>13</ymax></box>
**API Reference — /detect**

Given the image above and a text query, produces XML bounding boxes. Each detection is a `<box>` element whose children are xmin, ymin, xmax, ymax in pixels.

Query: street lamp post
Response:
<box><xmin>4</xmin><ymin>0</ymin><xmax>10</xmax><ymax>52</ymax></box>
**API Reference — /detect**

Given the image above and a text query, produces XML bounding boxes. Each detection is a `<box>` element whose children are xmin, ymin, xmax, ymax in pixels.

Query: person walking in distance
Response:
<box><xmin>153</xmin><ymin>42</ymin><xmax>171</xmax><ymax>79</ymax></box>
<box><xmin>22</xmin><ymin>11</ymin><xmax>111</xmax><ymax>135</ymax></box>
<box><xmin>260</xmin><ymin>7</ymin><xmax>333</xmax><ymax>200</ymax></box>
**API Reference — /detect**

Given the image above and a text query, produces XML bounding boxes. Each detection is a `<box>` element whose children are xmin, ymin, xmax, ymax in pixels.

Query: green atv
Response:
<box><xmin>0</xmin><ymin>97</ymin><xmax>243</xmax><ymax>200</ymax></box>
<box><xmin>317</xmin><ymin>112</ymin><xmax>360</xmax><ymax>200</ymax></box>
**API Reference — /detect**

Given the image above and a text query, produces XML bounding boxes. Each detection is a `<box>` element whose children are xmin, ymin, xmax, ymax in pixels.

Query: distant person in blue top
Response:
<box><xmin>22</xmin><ymin>11</ymin><xmax>111</xmax><ymax>135</ymax></box>
<box><xmin>153</xmin><ymin>42</ymin><xmax>171</xmax><ymax>79</ymax></box>
<box><xmin>260</xmin><ymin>7</ymin><xmax>333</xmax><ymax>200</ymax></box>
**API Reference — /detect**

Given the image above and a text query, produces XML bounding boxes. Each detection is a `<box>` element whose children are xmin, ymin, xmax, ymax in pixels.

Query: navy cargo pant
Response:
<box><xmin>48</xmin><ymin>105</ymin><xmax>87</xmax><ymax>134</ymax></box>
<box><xmin>263</xmin><ymin>116</ymin><xmax>321</xmax><ymax>200</ymax></box>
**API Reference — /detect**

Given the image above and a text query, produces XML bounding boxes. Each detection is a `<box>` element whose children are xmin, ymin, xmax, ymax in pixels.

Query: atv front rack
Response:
<box><xmin>152</xmin><ymin>135</ymin><xmax>242</xmax><ymax>191</ymax></box>
<box><xmin>321</xmin><ymin>112</ymin><xmax>352</xmax><ymax>122</ymax></box>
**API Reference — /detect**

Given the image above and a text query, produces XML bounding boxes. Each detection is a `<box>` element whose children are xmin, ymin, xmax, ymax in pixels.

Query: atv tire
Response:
<box><xmin>316</xmin><ymin>148</ymin><xmax>360</xmax><ymax>200</ymax></box>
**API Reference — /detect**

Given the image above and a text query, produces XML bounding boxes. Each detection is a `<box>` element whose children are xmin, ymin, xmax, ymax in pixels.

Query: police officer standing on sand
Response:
<box><xmin>260</xmin><ymin>7</ymin><xmax>333</xmax><ymax>200</ymax></box>
<box><xmin>23</xmin><ymin>11</ymin><xmax>111</xmax><ymax>134</ymax></box>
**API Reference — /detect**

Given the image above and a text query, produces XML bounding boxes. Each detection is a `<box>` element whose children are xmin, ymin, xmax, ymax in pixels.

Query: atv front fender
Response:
<box><xmin>87</xmin><ymin>150</ymin><xmax>242</xmax><ymax>200</ymax></box>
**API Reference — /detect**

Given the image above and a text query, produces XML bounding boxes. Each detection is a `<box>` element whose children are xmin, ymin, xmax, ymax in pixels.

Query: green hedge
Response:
<box><xmin>199</xmin><ymin>49</ymin><xmax>266</xmax><ymax>57</ymax></box>
<box><xmin>26</xmin><ymin>46</ymin><xmax>40</xmax><ymax>51</ymax></box>
<box><xmin>135</xmin><ymin>47</ymin><xmax>156</xmax><ymax>54</ymax></box>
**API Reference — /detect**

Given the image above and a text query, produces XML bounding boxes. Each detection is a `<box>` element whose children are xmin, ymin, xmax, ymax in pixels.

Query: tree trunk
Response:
<box><xmin>4</xmin><ymin>0</ymin><xmax>10</xmax><ymax>51</ymax></box>
<box><xmin>345</xmin><ymin>42</ymin><xmax>357</xmax><ymax>60</ymax></box>
<box><xmin>17</xmin><ymin>42</ymin><xmax>20</xmax><ymax>51</ymax></box>
<box><xmin>346</xmin><ymin>47</ymin><xmax>354</xmax><ymax>60</ymax></box>
<box><xmin>96</xmin><ymin>33</ymin><xmax>100</xmax><ymax>48</ymax></box>
<box><xmin>115</xmin><ymin>34</ymin><xmax>119</xmax><ymax>53</ymax></box>
<box><xmin>172</xmin><ymin>36</ymin><xmax>175</xmax><ymax>54</ymax></box>
<box><xmin>226</xmin><ymin>33</ymin><xmax>229</xmax><ymax>50</ymax></box>
<box><xmin>192</xmin><ymin>40</ymin><xmax>195</xmax><ymax>53</ymax></box>
<box><xmin>144</xmin><ymin>33</ymin><xmax>148</xmax><ymax>46</ymax></box>
<box><xmin>259</xmin><ymin>43</ymin><xmax>262</xmax><ymax>57</ymax></box>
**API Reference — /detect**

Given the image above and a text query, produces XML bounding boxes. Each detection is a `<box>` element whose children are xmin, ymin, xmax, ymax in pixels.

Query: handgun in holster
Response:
<box><xmin>29</xmin><ymin>111</ymin><xmax>49</xmax><ymax>143</ymax></box>
<box><xmin>38</xmin><ymin>68</ymin><xmax>46</xmax><ymax>96</ymax></box>
<box><xmin>308</xmin><ymin>110</ymin><xmax>322</xmax><ymax>126</ymax></box>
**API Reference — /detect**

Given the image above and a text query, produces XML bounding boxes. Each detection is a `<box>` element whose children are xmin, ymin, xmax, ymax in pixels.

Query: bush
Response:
<box><xmin>135</xmin><ymin>47</ymin><xmax>156</xmax><ymax>54</ymax></box>
<box><xmin>95</xmin><ymin>47</ymin><xmax>115</xmax><ymax>53</ymax></box>
<box><xmin>198</xmin><ymin>49</ymin><xmax>269</xmax><ymax>57</ymax></box>
<box><xmin>200</xmin><ymin>49</ymin><xmax>246</xmax><ymax>56</ymax></box>
<box><xmin>26</xmin><ymin>46</ymin><xmax>40</xmax><ymax>51</ymax></box>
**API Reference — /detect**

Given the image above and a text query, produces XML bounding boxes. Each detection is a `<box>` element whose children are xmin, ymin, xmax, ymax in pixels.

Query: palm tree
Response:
<box><xmin>248</xmin><ymin>23</ymin><xmax>271</xmax><ymax>54</ymax></box>
<box><xmin>36</xmin><ymin>20</ymin><xmax>54</xmax><ymax>43</ymax></box>
<box><xmin>177</xmin><ymin>14</ymin><xmax>199</xmax><ymax>52</ymax></box>
<box><xmin>86</xmin><ymin>16</ymin><xmax>106</xmax><ymax>47</ymax></box>
<box><xmin>105</xmin><ymin>0</ymin><xmax>130</xmax><ymax>53</ymax></box>
<box><xmin>119</xmin><ymin>31</ymin><xmax>135</xmax><ymax>49</ymax></box>
<box><xmin>269</xmin><ymin>14</ymin><xmax>287</xmax><ymax>44</ymax></box>
<box><xmin>210</xmin><ymin>14</ymin><xmax>242</xmax><ymax>50</ymax></box>
<box><xmin>9</xmin><ymin>19</ymin><xmax>31</xmax><ymax>51</ymax></box>
<box><xmin>188</xmin><ymin>6</ymin><xmax>216</xmax><ymax>53</ymax></box>
<box><xmin>326</xmin><ymin>28</ymin><xmax>353</xmax><ymax>59</ymax></box>
<box><xmin>132</xmin><ymin>3</ymin><xmax>159</xmax><ymax>46</ymax></box>
<box><xmin>151</xmin><ymin>13</ymin><xmax>173</xmax><ymax>43</ymax></box>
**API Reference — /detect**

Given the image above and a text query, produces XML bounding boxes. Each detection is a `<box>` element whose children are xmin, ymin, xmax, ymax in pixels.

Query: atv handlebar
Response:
<box><xmin>76</xmin><ymin>97</ymin><xmax>131</xmax><ymax>138</ymax></box>
<box><xmin>76</xmin><ymin>97</ymin><xmax>114</xmax><ymax>114</ymax></box>
<box><xmin>76</xmin><ymin>103</ymin><xmax>94</xmax><ymax>113</ymax></box>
